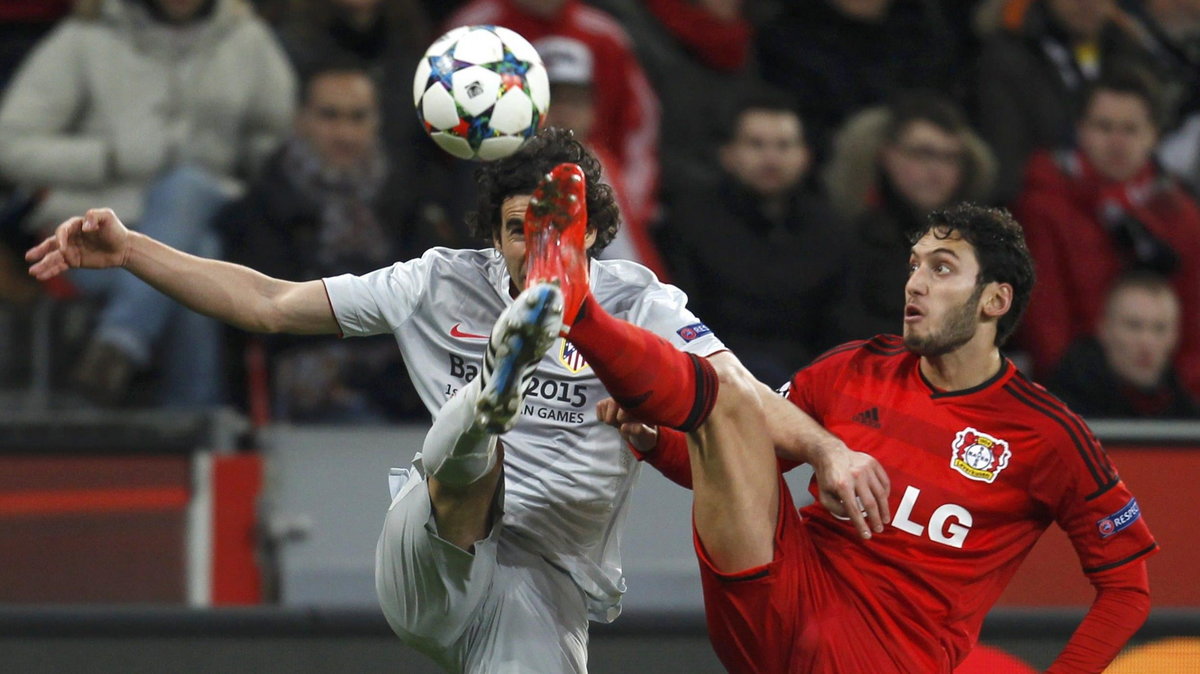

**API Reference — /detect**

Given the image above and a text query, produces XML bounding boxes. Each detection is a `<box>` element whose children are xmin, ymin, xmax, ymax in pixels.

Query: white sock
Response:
<box><xmin>421</xmin><ymin>377</ymin><xmax>498</xmax><ymax>485</ymax></box>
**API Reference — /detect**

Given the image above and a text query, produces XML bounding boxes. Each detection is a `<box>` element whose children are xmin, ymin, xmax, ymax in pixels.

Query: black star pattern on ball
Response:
<box><xmin>487</xmin><ymin>50</ymin><xmax>531</xmax><ymax>77</ymax></box>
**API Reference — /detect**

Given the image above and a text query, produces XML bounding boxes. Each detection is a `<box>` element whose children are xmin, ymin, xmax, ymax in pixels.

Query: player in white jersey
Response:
<box><xmin>25</xmin><ymin>128</ymin><xmax>723</xmax><ymax>672</ymax></box>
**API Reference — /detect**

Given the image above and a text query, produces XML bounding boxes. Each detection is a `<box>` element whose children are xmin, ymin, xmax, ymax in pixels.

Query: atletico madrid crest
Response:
<box><xmin>950</xmin><ymin>427</ymin><xmax>1011</xmax><ymax>483</ymax></box>
<box><xmin>559</xmin><ymin>339</ymin><xmax>589</xmax><ymax>373</ymax></box>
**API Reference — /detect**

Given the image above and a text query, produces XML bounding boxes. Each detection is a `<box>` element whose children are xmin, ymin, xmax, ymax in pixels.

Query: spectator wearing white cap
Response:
<box><xmin>536</xmin><ymin>35</ymin><xmax>668</xmax><ymax>278</ymax></box>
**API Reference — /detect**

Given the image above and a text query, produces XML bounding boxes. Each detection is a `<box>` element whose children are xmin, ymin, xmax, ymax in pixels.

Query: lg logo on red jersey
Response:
<box><xmin>893</xmin><ymin>485</ymin><xmax>973</xmax><ymax>549</ymax></box>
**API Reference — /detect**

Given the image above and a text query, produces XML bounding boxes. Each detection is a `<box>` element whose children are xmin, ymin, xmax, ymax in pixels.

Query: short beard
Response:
<box><xmin>904</xmin><ymin>284</ymin><xmax>985</xmax><ymax>357</ymax></box>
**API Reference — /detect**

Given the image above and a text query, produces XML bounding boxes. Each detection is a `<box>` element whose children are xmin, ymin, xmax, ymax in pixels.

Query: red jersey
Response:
<box><xmin>784</xmin><ymin>335</ymin><xmax>1158</xmax><ymax>666</ymax></box>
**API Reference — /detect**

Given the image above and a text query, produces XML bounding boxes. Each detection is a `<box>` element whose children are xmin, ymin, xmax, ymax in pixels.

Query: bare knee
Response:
<box><xmin>689</xmin><ymin>353</ymin><xmax>779</xmax><ymax>571</ymax></box>
<box><xmin>427</xmin><ymin>459</ymin><xmax>503</xmax><ymax>551</ymax></box>
<box><xmin>706</xmin><ymin>352</ymin><xmax>766</xmax><ymax>423</ymax></box>
<box><xmin>688</xmin><ymin>352</ymin><xmax>772</xmax><ymax>460</ymax></box>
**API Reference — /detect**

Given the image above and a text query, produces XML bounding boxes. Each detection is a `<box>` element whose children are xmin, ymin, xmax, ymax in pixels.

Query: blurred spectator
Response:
<box><xmin>0</xmin><ymin>187</ymin><xmax>42</xmax><ymax>305</ymax></box>
<box><xmin>588</xmin><ymin>0</ymin><xmax>753</xmax><ymax>190</ymax></box>
<box><xmin>418</xmin><ymin>0</ymin><xmax>470</xmax><ymax>26</ymax></box>
<box><xmin>932</xmin><ymin>0</ymin><xmax>996</xmax><ymax>68</ymax></box>
<box><xmin>1049</xmin><ymin>270</ymin><xmax>1200</xmax><ymax>418</ymax></box>
<box><xmin>1120</xmin><ymin>0</ymin><xmax>1200</xmax><ymax>193</ymax></box>
<box><xmin>1012</xmin><ymin>67</ymin><xmax>1200</xmax><ymax>396</ymax></box>
<box><xmin>0</xmin><ymin>243</ymin><xmax>38</xmax><ymax>305</ymax></box>
<box><xmin>276</xmin><ymin>0</ymin><xmax>432</xmax><ymax>166</ymax></box>
<box><xmin>446</xmin><ymin>0</ymin><xmax>661</xmax><ymax>230</ymax></box>
<box><xmin>975</xmin><ymin>0</ymin><xmax>1152</xmax><ymax>203</ymax></box>
<box><xmin>825</xmin><ymin>91</ymin><xmax>996</xmax><ymax>342</ymax></box>
<box><xmin>0</xmin><ymin>0</ymin><xmax>295</xmax><ymax>406</ymax></box>
<box><xmin>535</xmin><ymin>35</ymin><xmax>668</xmax><ymax>277</ymax></box>
<box><xmin>657</xmin><ymin>88</ymin><xmax>846</xmax><ymax>385</ymax></box>
<box><xmin>0</xmin><ymin>0</ymin><xmax>71</xmax><ymax>90</ymax></box>
<box><xmin>639</xmin><ymin>0</ymin><xmax>750</xmax><ymax>72</ymax></box>
<box><xmin>755</xmin><ymin>0</ymin><xmax>959</xmax><ymax>164</ymax></box>
<box><xmin>279</xmin><ymin>0</ymin><xmax>431</xmax><ymax>71</ymax></box>
<box><xmin>249</xmin><ymin>0</ymin><xmax>291</xmax><ymax>23</ymax></box>
<box><xmin>219</xmin><ymin>65</ymin><xmax>436</xmax><ymax>421</ymax></box>
<box><xmin>0</xmin><ymin>2</ymin><xmax>72</xmax><ymax>306</ymax></box>
<box><xmin>1119</xmin><ymin>0</ymin><xmax>1200</xmax><ymax>122</ymax></box>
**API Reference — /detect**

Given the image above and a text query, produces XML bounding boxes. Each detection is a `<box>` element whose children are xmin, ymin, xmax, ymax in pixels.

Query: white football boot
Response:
<box><xmin>475</xmin><ymin>283</ymin><xmax>564</xmax><ymax>433</ymax></box>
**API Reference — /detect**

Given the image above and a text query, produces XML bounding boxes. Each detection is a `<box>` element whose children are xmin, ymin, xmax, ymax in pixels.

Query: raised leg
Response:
<box><xmin>422</xmin><ymin>284</ymin><xmax>562</xmax><ymax>550</ymax></box>
<box><xmin>525</xmin><ymin>163</ymin><xmax>779</xmax><ymax>571</ymax></box>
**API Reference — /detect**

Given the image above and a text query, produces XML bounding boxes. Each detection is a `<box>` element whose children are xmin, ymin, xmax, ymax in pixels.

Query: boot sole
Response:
<box><xmin>476</xmin><ymin>284</ymin><xmax>563</xmax><ymax>433</ymax></box>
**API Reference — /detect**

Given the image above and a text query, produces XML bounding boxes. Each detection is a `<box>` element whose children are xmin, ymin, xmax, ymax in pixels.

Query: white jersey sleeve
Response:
<box><xmin>322</xmin><ymin>249</ymin><xmax>439</xmax><ymax>337</ymax></box>
<box><xmin>592</xmin><ymin>258</ymin><xmax>724</xmax><ymax>357</ymax></box>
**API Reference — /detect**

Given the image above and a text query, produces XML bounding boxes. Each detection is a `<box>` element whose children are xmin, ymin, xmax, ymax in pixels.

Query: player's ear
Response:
<box><xmin>584</xmin><ymin>228</ymin><xmax>597</xmax><ymax>250</ymax></box>
<box><xmin>982</xmin><ymin>282</ymin><xmax>1012</xmax><ymax>319</ymax></box>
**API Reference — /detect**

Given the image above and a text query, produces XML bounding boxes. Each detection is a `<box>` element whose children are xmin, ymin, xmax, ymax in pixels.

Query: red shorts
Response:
<box><xmin>694</xmin><ymin>476</ymin><xmax>946</xmax><ymax>674</ymax></box>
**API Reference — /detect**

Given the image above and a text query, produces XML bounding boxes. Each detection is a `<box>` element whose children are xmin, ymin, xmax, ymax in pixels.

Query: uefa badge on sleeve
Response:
<box><xmin>1097</xmin><ymin>498</ymin><xmax>1141</xmax><ymax>539</ymax></box>
<box><xmin>676</xmin><ymin>322</ymin><xmax>711</xmax><ymax>343</ymax></box>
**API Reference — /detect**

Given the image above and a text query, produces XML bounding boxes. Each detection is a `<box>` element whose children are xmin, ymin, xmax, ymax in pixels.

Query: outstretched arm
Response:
<box><xmin>1047</xmin><ymin>561</ymin><xmax>1151</xmax><ymax>673</ymax></box>
<box><xmin>26</xmin><ymin>208</ymin><xmax>338</xmax><ymax>335</ymax></box>
<box><xmin>596</xmin><ymin>383</ymin><xmax>891</xmax><ymax>540</ymax></box>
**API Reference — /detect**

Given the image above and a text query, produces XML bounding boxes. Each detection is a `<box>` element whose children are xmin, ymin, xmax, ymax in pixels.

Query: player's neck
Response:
<box><xmin>919</xmin><ymin>337</ymin><xmax>1003</xmax><ymax>393</ymax></box>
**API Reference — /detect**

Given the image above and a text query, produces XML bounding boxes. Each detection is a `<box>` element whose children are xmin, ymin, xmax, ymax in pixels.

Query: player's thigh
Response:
<box><xmin>695</xmin><ymin>476</ymin><xmax>806</xmax><ymax>674</ymax></box>
<box><xmin>459</xmin><ymin>537</ymin><xmax>590</xmax><ymax>674</ymax></box>
<box><xmin>698</xmin><ymin>485</ymin><xmax>915</xmax><ymax>674</ymax></box>
<box><xmin>689</xmin><ymin>352</ymin><xmax>780</xmax><ymax>571</ymax></box>
<box><xmin>374</xmin><ymin>468</ymin><xmax>500</xmax><ymax>649</ymax></box>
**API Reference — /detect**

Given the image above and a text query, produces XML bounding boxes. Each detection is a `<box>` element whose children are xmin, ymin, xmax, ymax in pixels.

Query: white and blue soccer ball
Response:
<box><xmin>413</xmin><ymin>25</ymin><xmax>550</xmax><ymax>161</ymax></box>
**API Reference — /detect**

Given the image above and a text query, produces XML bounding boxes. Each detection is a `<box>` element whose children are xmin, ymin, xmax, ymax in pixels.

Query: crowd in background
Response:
<box><xmin>0</xmin><ymin>0</ymin><xmax>1198</xmax><ymax>422</ymax></box>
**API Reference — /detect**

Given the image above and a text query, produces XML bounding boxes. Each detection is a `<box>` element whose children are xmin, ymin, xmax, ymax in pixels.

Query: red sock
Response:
<box><xmin>569</xmin><ymin>294</ymin><xmax>718</xmax><ymax>431</ymax></box>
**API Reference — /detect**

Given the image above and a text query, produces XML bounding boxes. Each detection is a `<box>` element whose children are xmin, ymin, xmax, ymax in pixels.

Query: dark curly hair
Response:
<box><xmin>466</xmin><ymin>127</ymin><xmax>621</xmax><ymax>254</ymax></box>
<box><xmin>910</xmin><ymin>203</ymin><xmax>1036</xmax><ymax>346</ymax></box>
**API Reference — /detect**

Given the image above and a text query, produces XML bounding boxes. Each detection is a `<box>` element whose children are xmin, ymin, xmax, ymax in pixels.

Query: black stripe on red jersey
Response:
<box><xmin>863</xmin><ymin>334</ymin><xmax>908</xmax><ymax>356</ymax></box>
<box><xmin>807</xmin><ymin>339</ymin><xmax>869</xmax><ymax>367</ymax></box>
<box><xmin>1083</xmin><ymin>478</ymin><xmax>1123</xmax><ymax>501</ymax></box>
<box><xmin>875</xmin><ymin>333</ymin><xmax>905</xmax><ymax>346</ymax></box>
<box><xmin>1083</xmin><ymin>543</ymin><xmax>1158</xmax><ymax>575</ymax></box>
<box><xmin>1008</xmin><ymin>374</ymin><xmax>1117</xmax><ymax>491</ymax></box>
<box><xmin>863</xmin><ymin>341</ymin><xmax>908</xmax><ymax>357</ymax></box>
<box><xmin>1002</xmin><ymin>382</ymin><xmax>1119</xmax><ymax>494</ymax></box>
<box><xmin>918</xmin><ymin>359</ymin><xmax>1013</xmax><ymax>399</ymax></box>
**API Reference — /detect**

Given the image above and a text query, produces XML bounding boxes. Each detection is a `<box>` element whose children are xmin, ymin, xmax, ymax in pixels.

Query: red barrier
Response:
<box><xmin>997</xmin><ymin>446</ymin><xmax>1200</xmax><ymax>607</ymax></box>
<box><xmin>0</xmin><ymin>455</ymin><xmax>190</xmax><ymax>603</ymax></box>
<box><xmin>210</xmin><ymin>454</ymin><xmax>263</xmax><ymax>605</ymax></box>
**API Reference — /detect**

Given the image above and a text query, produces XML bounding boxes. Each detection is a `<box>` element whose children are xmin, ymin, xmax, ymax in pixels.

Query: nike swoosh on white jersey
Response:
<box><xmin>450</xmin><ymin>323</ymin><xmax>489</xmax><ymax>339</ymax></box>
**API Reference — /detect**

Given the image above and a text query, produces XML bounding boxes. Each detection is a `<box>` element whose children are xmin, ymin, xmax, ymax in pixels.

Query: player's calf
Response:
<box><xmin>524</xmin><ymin>163</ymin><xmax>719</xmax><ymax>432</ymax></box>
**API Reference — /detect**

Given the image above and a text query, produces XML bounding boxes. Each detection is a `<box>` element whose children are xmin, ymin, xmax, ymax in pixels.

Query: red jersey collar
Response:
<box><xmin>915</xmin><ymin>357</ymin><xmax>1016</xmax><ymax>399</ymax></box>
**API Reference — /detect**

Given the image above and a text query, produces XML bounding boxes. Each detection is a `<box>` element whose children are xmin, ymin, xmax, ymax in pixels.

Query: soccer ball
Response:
<box><xmin>413</xmin><ymin>25</ymin><xmax>550</xmax><ymax>161</ymax></box>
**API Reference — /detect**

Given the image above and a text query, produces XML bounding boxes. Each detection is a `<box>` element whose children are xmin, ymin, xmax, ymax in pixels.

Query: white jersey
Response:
<box><xmin>323</xmin><ymin>248</ymin><xmax>724</xmax><ymax>622</ymax></box>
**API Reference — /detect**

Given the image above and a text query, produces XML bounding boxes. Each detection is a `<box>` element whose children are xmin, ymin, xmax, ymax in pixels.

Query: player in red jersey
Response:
<box><xmin>516</xmin><ymin>181</ymin><xmax>1156</xmax><ymax>672</ymax></box>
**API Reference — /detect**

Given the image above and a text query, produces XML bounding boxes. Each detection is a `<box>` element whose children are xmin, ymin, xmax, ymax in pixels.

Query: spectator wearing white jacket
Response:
<box><xmin>0</xmin><ymin>0</ymin><xmax>296</xmax><ymax>406</ymax></box>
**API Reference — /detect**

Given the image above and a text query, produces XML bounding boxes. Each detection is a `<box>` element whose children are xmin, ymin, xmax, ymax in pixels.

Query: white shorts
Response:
<box><xmin>375</xmin><ymin>467</ymin><xmax>590</xmax><ymax>673</ymax></box>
